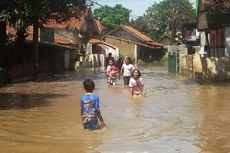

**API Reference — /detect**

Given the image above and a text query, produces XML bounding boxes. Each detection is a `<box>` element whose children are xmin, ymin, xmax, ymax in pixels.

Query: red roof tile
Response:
<box><xmin>45</xmin><ymin>18</ymin><xmax>82</xmax><ymax>29</ymax></box>
<box><xmin>6</xmin><ymin>7</ymin><xmax>104</xmax><ymax>46</ymax></box>
<box><xmin>44</xmin><ymin>7</ymin><xmax>103</xmax><ymax>31</ymax></box>
<box><xmin>121</xmin><ymin>25</ymin><xmax>153</xmax><ymax>42</ymax></box>
<box><xmin>89</xmin><ymin>38</ymin><xmax>103</xmax><ymax>44</ymax></box>
<box><xmin>121</xmin><ymin>25</ymin><xmax>163</xmax><ymax>47</ymax></box>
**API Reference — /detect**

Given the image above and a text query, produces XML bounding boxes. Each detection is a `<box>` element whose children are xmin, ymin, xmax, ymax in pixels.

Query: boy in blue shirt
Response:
<box><xmin>80</xmin><ymin>79</ymin><xmax>105</xmax><ymax>130</ymax></box>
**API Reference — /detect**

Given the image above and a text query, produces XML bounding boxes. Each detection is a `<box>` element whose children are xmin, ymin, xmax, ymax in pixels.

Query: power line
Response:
<box><xmin>86</xmin><ymin>0</ymin><xmax>141</xmax><ymax>19</ymax></box>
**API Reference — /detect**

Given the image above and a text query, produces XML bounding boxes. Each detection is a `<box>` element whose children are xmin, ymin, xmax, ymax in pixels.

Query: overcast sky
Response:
<box><xmin>90</xmin><ymin>0</ymin><xmax>196</xmax><ymax>19</ymax></box>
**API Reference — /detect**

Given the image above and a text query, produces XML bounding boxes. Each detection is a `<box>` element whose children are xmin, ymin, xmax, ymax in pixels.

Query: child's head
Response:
<box><xmin>132</xmin><ymin>69</ymin><xmax>141</xmax><ymax>79</ymax></box>
<box><xmin>124</xmin><ymin>56</ymin><xmax>132</xmax><ymax>65</ymax></box>
<box><xmin>83</xmin><ymin>79</ymin><xmax>95</xmax><ymax>93</ymax></box>
<box><xmin>108</xmin><ymin>59</ymin><xmax>114</xmax><ymax>66</ymax></box>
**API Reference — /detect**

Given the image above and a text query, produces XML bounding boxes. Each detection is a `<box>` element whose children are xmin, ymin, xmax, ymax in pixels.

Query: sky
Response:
<box><xmin>90</xmin><ymin>0</ymin><xmax>196</xmax><ymax>19</ymax></box>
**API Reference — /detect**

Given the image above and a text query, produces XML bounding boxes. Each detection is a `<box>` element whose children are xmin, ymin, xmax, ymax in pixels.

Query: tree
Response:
<box><xmin>131</xmin><ymin>0</ymin><xmax>196</xmax><ymax>40</ymax></box>
<box><xmin>94</xmin><ymin>4</ymin><xmax>131</xmax><ymax>34</ymax></box>
<box><xmin>0</xmin><ymin>0</ymin><xmax>17</xmax><ymax>49</ymax></box>
<box><xmin>0</xmin><ymin>0</ymin><xmax>86</xmax><ymax>75</ymax></box>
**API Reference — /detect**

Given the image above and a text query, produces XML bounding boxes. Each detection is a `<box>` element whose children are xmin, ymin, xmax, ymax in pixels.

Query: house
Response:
<box><xmin>197</xmin><ymin>0</ymin><xmax>230</xmax><ymax>58</ymax></box>
<box><xmin>87</xmin><ymin>38</ymin><xmax>119</xmax><ymax>67</ymax></box>
<box><xmin>180</xmin><ymin>0</ymin><xmax>230</xmax><ymax>80</ymax></box>
<box><xmin>104</xmin><ymin>25</ymin><xmax>164</xmax><ymax>63</ymax></box>
<box><xmin>157</xmin><ymin>34</ymin><xmax>184</xmax><ymax>49</ymax></box>
<box><xmin>41</xmin><ymin>6</ymin><xmax>119</xmax><ymax>68</ymax></box>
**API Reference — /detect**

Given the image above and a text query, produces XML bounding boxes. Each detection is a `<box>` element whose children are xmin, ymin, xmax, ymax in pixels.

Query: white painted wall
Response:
<box><xmin>225</xmin><ymin>27</ymin><xmax>230</xmax><ymax>57</ymax></box>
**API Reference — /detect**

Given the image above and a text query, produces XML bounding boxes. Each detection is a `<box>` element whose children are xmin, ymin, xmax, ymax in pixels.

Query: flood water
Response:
<box><xmin>0</xmin><ymin>64</ymin><xmax>230</xmax><ymax>153</ymax></box>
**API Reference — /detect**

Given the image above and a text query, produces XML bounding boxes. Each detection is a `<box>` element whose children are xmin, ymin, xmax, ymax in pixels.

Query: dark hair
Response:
<box><xmin>108</xmin><ymin>52</ymin><xmax>112</xmax><ymax>57</ymax></box>
<box><xmin>125</xmin><ymin>56</ymin><xmax>133</xmax><ymax>64</ymax></box>
<box><xmin>131</xmin><ymin>69</ymin><xmax>141</xmax><ymax>77</ymax></box>
<box><xmin>83</xmin><ymin>79</ymin><xmax>95</xmax><ymax>93</ymax></box>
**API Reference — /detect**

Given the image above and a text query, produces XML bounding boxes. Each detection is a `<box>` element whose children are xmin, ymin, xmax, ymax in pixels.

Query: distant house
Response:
<box><xmin>41</xmin><ymin>6</ymin><xmax>118</xmax><ymax>67</ymax></box>
<box><xmin>104</xmin><ymin>25</ymin><xmax>164</xmax><ymax>62</ymax></box>
<box><xmin>180</xmin><ymin>0</ymin><xmax>230</xmax><ymax>80</ymax></box>
<box><xmin>157</xmin><ymin>34</ymin><xmax>183</xmax><ymax>49</ymax></box>
<box><xmin>197</xmin><ymin>0</ymin><xmax>230</xmax><ymax>58</ymax></box>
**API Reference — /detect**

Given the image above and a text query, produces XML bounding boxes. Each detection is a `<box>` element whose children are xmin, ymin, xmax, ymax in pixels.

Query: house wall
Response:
<box><xmin>110</xmin><ymin>29</ymin><xmax>143</xmax><ymax>44</ymax></box>
<box><xmin>105</xmin><ymin>37</ymin><xmax>135</xmax><ymax>59</ymax></box>
<box><xmin>40</xmin><ymin>28</ymin><xmax>54</xmax><ymax>43</ymax></box>
<box><xmin>225</xmin><ymin>27</ymin><xmax>230</xmax><ymax>57</ymax></box>
<box><xmin>139</xmin><ymin>46</ymin><xmax>165</xmax><ymax>62</ymax></box>
<box><xmin>55</xmin><ymin>28</ymin><xmax>79</xmax><ymax>43</ymax></box>
<box><xmin>40</xmin><ymin>27</ymin><xmax>79</xmax><ymax>44</ymax></box>
<box><xmin>180</xmin><ymin>53</ymin><xmax>230</xmax><ymax>81</ymax></box>
<box><xmin>39</xmin><ymin>43</ymin><xmax>75</xmax><ymax>72</ymax></box>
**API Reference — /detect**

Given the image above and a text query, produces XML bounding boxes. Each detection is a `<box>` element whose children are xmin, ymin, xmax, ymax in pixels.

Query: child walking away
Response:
<box><xmin>80</xmin><ymin>79</ymin><xmax>105</xmax><ymax>130</ymax></box>
<box><xmin>106</xmin><ymin>59</ymin><xmax>119</xmax><ymax>85</ymax></box>
<box><xmin>129</xmin><ymin>69</ymin><xmax>146</xmax><ymax>97</ymax></box>
<box><xmin>121</xmin><ymin>56</ymin><xmax>135</xmax><ymax>85</ymax></box>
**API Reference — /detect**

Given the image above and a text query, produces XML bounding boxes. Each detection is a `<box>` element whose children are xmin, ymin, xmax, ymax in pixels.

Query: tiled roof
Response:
<box><xmin>45</xmin><ymin>17</ymin><xmax>83</xmax><ymax>29</ymax></box>
<box><xmin>54</xmin><ymin>34</ymin><xmax>75</xmax><ymax>45</ymax></box>
<box><xmin>89</xmin><ymin>38</ymin><xmax>103</xmax><ymax>44</ymax></box>
<box><xmin>44</xmin><ymin>8</ymin><xmax>103</xmax><ymax>31</ymax></box>
<box><xmin>121</xmin><ymin>25</ymin><xmax>163</xmax><ymax>47</ymax></box>
<box><xmin>6</xmin><ymin>26</ymin><xmax>75</xmax><ymax>45</ymax></box>
<box><xmin>6</xmin><ymin>25</ymin><xmax>34</xmax><ymax>41</ymax></box>
<box><xmin>121</xmin><ymin>25</ymin><xmax>153</xmax><ymax>42</ymax></box>
<box><xmin>6</xmin><ymin>7</ymin><xmax>103</xmax><ymax>45</ymax></box>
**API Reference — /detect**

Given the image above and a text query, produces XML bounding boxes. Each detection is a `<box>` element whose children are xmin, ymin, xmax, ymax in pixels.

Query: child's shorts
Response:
<box><xmin>83</xmin><ymin>120</ymin><xmax>99</xmax><ymax>130</ymax></box>
<box><xmin>134</xmin><ymin>90</ymin><xmax>144</xmax><ymax>96</ymax></box>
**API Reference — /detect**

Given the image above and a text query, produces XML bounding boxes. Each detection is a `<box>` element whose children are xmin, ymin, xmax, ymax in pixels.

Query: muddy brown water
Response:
<box><xmin>0</xmin><ymin>64</ymin><xmax>230</xmax><ymax>153</ymax></box>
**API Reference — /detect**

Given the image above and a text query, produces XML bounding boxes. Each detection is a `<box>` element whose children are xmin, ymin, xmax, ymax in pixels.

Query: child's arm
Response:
<box><xmin>129</xmin><ymin>79</ymin><xmax>135</xmax><ymax>96</ymax></box>
<box><xmin>120</xmin><ymin>64</ymin><xmax>124</xmax><ymax>75</ymax></box>
<box><xmin>96</xmin><ymin>109</ymin><xmax>105</xmax><ymax>128</ymax></box>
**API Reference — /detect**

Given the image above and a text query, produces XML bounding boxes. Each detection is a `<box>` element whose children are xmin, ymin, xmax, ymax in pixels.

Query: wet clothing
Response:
<box><xmin>80</xmin><ymin>93</ymin><xmax>100</xmax><ymax>130</ymax></box>
<box><xmin>129</xmin><ymin>77</ymin><xmax>144</xmax><ymax>95</ymax></box>
<box><xmin>107</xmin><ymin>65</ymin><xmax>119</xmax><ymax>84</ymax></box>
<box><xmin>123</xmin><ymin>76</ymin><xmax>131</xmax><ymax>85</ymax></box>
<box><xmin>121</xmin><ymin>63</ymin><xmax>134</xmax><ymax>85</ymax></box>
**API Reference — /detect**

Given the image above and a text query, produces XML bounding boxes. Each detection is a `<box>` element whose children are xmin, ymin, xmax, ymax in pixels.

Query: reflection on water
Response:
<box><xmin>0</xmin><ymin>64</ymin><xmax>230</xmax><ymax>153</ymax></box>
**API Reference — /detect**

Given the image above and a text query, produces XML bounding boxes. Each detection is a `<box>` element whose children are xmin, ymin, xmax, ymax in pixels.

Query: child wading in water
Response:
<box><xmin>121</xmin><ymin>56</ymin><xmax>135</xmax><ymax>85</ymax></box>
<box><xmin>106</xmin><ymin>59</ymin><xmax>119</xmax><ymax>85</ymax></box>
<box><xmin>129</xmin><ymin>69</ymin><xmax>146</xmax><ymax>97</ymax></box>
<box><xmin>80</xmin><ymin>79</ymin><xmax>105</xmax><ymax>130</ymax></box>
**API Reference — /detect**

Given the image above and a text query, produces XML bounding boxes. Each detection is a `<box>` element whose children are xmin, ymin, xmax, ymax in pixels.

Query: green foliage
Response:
<box><xmin>0</xmin><ymin>0</ymin><xmax>86</xmax><ymax>29</ymax></box>
<box><xmin>131</xmin><ymin>0</ymin><xmax>196</xmax><ymax>40</ymax></box>
<box><xmin>94</xmin><ymin>4</ymin><xmax>131</xmax><ymax>34</ymax></box>
<box><xmin>161</xmin><ymin>54</ymin><xmax>168</xmax><ymax>64</ymax></box>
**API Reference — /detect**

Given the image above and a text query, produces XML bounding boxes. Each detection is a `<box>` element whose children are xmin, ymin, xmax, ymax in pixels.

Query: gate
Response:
<box><xmin>168</xmin><ymin>53</ymin><xmax>179</xmax><ymax>72</ymax></box>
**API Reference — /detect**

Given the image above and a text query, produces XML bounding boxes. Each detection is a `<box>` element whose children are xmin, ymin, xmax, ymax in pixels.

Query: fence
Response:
<box><xmin>9</xmin><ymin>62</ymin><xmax>48</xmax><ymax>82</ymax></box>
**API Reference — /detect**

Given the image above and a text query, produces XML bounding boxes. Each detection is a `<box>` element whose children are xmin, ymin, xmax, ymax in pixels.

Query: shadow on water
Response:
<box><xmin>0</xmin><ymin>93</ymin><xmax>67</xmax><ymax>110</ymax></box>
<box><xmin>36</xmin><ymin>68</ymin><xmax>107</xmax><ymax>83</ymax></box>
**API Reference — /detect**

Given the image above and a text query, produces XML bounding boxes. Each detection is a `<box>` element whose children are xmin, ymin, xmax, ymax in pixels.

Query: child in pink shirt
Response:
<box><xmin>129</xmin><ymin>69</ymin><xmax>146</xmax><ymax>97</ymax></box>
<box><xmin>106</xmin><ymin>59</ymin><xmax>119</xmax><ymax>85</ymax></box>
